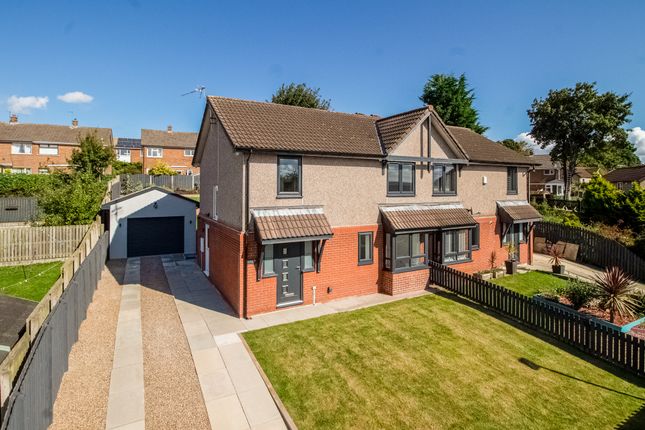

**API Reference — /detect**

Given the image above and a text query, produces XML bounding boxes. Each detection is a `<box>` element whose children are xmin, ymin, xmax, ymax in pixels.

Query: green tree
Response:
<box><xmin>38</xmin><ymin>172</ymin><xmax>106</xmax><ymax>225</ymax></box>
<box><xmin>581</xmin><ymin>175</ymin><xmax>622</xmax><ymax>224</ymax></box>
<box><xmin>528</xmin><ymin>82</ymin><xmax>632</xmax><ymax>198</ymax></box>
<box><xmin>498</xmin><ymin>138</ymin><xmax>533</xmax><ymax>155</ymax></box>
<box><xmin>419</xmin><ymin>73</ymin><xmax>488</xmax><ymax>134</ymax></box>
<box><xmin>578</xmin><ymin>139</ymin><xmax>640</xmax><ymax>170</ymax></box>
<box><xmin>271</xmin><ymin>83</ymin><xmax>331</xmax><ymax>110</ymax></box>
<box><xmin>112</xmin><ymin>161</ymin><xmax>143</xmax><ymax>175</ymax></box>
<box><xmin>69</xmin><ymin>132</ymin><xmax>115</xmax><ymax>178</ymax></box>
<box><xmin>148</xmin><ymin>161</ymin><xmax>177</xmax><ymax>176</ymax></box>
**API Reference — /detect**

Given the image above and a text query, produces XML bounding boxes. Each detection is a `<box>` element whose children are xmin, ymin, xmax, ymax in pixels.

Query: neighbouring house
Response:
<box><xmin>0</xmin><ymin>114</ymin><xmax>113</xmax><ymax>174</ymax></box>
<box><xmin>115</xmin><ymin>137</ymin><xmax>142</xmax><ymax>164</ymax></box>
<box><xmin>193</xmin><ymin>96</ymin><xmax>542</xmax><ymax>318</ymax></box>
<box><xmin>101</xmin><ymin>186</ymin><xmax>198</xmax><ymax>259</ymax></box>
<box><xmin>141</xmin><ymin>126</ymin><xmax>198</xmax><ymax>175</ymax></box>
<box><xmin>604</xmin><ymin>165</ymin><xmax>645</xmax><ymax>191</ymax></box>
<box><xmin>528</xmin><ymin>154</ymin><xmax>596</xmax><ymax>197</ymax></box>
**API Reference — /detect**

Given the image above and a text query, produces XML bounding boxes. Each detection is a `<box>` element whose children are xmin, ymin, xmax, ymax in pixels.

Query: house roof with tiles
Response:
<box><xmin>141</xmin><ymin>128</ymin><xmax>198</xmax><ymax>149</ymax></box>
<box><xmin>0</xmin><ymin>121</ymin><xmax>113</xmax><ymax>145</ymax></box>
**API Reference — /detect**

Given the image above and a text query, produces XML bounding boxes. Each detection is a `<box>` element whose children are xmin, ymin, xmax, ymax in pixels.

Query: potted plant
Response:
<box><xmin>548</xmin><ymin>244</ymin><xmax>565</xmax><ymax>275</ymax></box>
<box><xmin>505</xmin><ymin>243</ymin><xmax>518</xmax><ymax>275</ymax></box>
<box><xmin>594</xmin><ymin>266</ymin><xmax>638</xmax><ymax>323</ymax></box>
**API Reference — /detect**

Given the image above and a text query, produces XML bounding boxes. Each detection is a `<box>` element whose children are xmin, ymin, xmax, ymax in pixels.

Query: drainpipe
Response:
<box><xmin>312</xmin><ymin>285</ymin><xmax>317</xmax><ymax>306</ymax></box>
<box><xmin>242</xmin><ymin>150</ymin><xmax>252</xmax><ymax>319</ymax></box>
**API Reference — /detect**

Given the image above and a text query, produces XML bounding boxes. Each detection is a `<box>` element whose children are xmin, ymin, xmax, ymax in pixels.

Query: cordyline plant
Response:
<box><xmin>594</xmin><ymin>266</ymin><xmax>638</xmax><ymax>323</ymax></box>
<box><xmin>548</xmin><ymin>244</ymin><xmax>564</xmax><ymax>266</ymax></box>
<box><xmin>488</xmin><ymin>250</ymin><xmax>497</xmax><ymax>272</ymax></box>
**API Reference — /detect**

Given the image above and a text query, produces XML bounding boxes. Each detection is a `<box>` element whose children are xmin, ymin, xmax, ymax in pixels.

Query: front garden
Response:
<box><xmin>244</xmin><ymin>294</ymin><xmax>645</xmax><ymax>429</ymax></box>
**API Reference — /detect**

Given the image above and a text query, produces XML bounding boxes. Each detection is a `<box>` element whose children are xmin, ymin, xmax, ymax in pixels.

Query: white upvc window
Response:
<box><xmin>116</xmin><ymin>148</ymin><xmax>131</xmax><ymax>162</ymax></box>
<box><xmin>11</xmin><ymin>142</ymin><xmax>32</xmax><ymax>155</ymax></box>
<box><xmin>11</xmin><ymin>167</ymin><xmax>31</xmax><ymax>174</ymax></box>
<box><xmin>38</xmin><ymin>168</ymin><xmax>49</xmax><ymax>174</ymax></box>
<box><xmin>184</xmin><ymin>149</ymin><xmax>194</xmax><ymax>157</ymax></box>
<box><xmin>146</xmin><ymin>147</ymin><xmax>163</xmax><ymax>158</ymax></box>
<box><xmin>39</xmin><ymin>144</ymin><xmax>58</xmax><ymax>155</ymax></box>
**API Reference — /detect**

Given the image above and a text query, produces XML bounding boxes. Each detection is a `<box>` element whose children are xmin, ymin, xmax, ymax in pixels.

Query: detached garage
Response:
<box><xmin>102</xmin><ymin>187</ymin><xmax>198</xmax><ymax>259</ymax></box>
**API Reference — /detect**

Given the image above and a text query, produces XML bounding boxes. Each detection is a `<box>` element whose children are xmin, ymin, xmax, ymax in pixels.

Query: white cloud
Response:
<box><xmin>57</xmin><ymin>91</ymin><xmax>93</xmax><ymax>104</ymax></box>
<box><xmin>515</xmin><ymin>132</ymin><xmax>553</xmax><ymax>155</ymax></box>
<box><xmin>628</xmin><ymin>127</ymin><xmax>645</xmax><ymax>163</ymax></box>
<box><xmin>7</xmin><ymin>95</ymin><xmax>49</xmax><ymax>114</ymax></box>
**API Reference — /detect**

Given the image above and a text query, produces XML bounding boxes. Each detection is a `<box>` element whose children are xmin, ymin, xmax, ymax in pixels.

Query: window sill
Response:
<box><xmin>433</xmin><ymin>192</ymin><xmax>457</xmax><ymax>196</ymax></box>
<box><xmin>276</xmin><ymin>194</ymin><xmax>303</xmax><ymax>199</ymax></box>
<box><xmin>388</xmin><ymin>264</ymin><xmax>428</xmax><ymax>274</ymax></box>
<box><xmin>358</xmin><ymin>260</ymin><xmax>373</xmax><ymax>266</ymax></box>
<box><xmin>444</xmin><ymin>258</ymin><xmax>473</xmax><ymax>266</ymax></box>
<box><xmin>507</xmin><ymin>191</ymin><xmax>519</xmax><ymax>195</ymax></box>
<box><xmin>387</xmin><ymin>193</ymin><xmax>416</xmax><ymax>197</ymax></box>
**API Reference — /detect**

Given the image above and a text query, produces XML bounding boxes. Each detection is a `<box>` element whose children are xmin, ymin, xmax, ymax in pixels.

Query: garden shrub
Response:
<box><xmin>112</xmin><ymin>161</ymin><xmax>143</xmax><ymax>175</ymax></box>
<box><xmin>581</xmin><ymin>175</ymin><xmax>622</xmax><ymax>225</ymax></box>
<box><xmin>555</xmin><ymin>278</ymin><xmax>597</xmax><ymax>310</ymax></box>
<box><xmin>38</xmin><ymin>172</ymin><xmax>106</xmax><ymax>225</ymax></box>
<box><xmin>0</xmin><ymin>173</ymin><xmax>54</xmax><ymax>197</ymax></box>
<box><xmin>148</xmin><ymin>161</ymin><xmax>177</xmax><ymax>176</ymax></box>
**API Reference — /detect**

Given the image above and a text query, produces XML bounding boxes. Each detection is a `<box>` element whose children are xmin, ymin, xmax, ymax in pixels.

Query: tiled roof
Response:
<box><xmin>604</xmin><ymin>165</ymin><xmax>645</xmax><ymax>183</ymax></box>
<box><xmin>376</xmin><ymin>107</ymin><xmax>428</xmax><ymax>153</ymax></box>
<box><xmin>251</xmin><ymin>207</ymin><xmax>333</xmax><ymax>244</ymax></box>
<box><xmin>497</xmin><ymin>201</ymin><xmax>542</xmax><ymax>223</ymax></box>
<box><xmin>380</xmin><ymin>203</ymin><xmax>477</xmax><ymax>231</ymax></box>
<box><xmin>447</xmin><ymin>126</ymin><xmax>536</xmax><ymax>166</ymax></box>
<box><xmin>0</xmin><ymin>122</ymin><xmax>112</xmax><ymax>145</ymax></box>
<box><xmin>528</xmin><ymin>154</ymin><xmax>558</xmax><ymax>169</ymax></box>
<box><xmin>141</xmin><ymin>129</ymin><xmax>197</xmax><ymax>149</ymax></box>
<box><xmin>116</xmin><ymin>138</ymin><xmax>142</xmax><ymax>149</ymax></box>
<box><xmin>575</xmin><ymin>167</ymin><xmax>595</xmax><ymax>179</ymax></box>
<box><xmin>208</xmin><ymin>96</ymin><xmax>383</xmax><ymax>156</ymax></box>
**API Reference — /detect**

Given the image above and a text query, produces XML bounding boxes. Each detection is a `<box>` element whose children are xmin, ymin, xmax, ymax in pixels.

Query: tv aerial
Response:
<box><xmin>182</xmin><ymin>86</ymin><xmax>206</xmax><ymax>98</ymax></box>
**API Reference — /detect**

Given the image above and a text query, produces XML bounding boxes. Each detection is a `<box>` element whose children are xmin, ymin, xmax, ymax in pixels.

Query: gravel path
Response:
<box><xmin>50</xmin><ymin>260</ymin><xmax>125</xmax><ymax>430</ymax></box>
<box><xmin>139</xmin><ymin>256</ymin><xmax>211</xmax><ymax>429</ymax></box>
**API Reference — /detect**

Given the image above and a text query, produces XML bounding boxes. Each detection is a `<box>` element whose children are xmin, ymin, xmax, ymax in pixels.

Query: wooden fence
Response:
<box><xmin>0</xmin><ymin>225</ymin><xmax>89</xmax><ymax>264</ymax></box>
<box><xmin>0</xmin><ymin>218</ymin><xmax>104</xmax><ymax>412</ymax></box>
<box><xmin>535</xmin><ymin>221</ymin><xmax>645</xmax><ymax>282</ymax></box>
<box><xmin>428</xmin><ymin>260</ymin><xmax>645</xmax><ymax>377</ymax></box>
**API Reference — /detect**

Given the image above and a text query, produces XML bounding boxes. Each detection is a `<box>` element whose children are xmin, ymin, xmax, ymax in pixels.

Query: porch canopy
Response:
<box><xmin>250</xmin><ymin>207</ymin><xmax>333</xmax><ymax>245</ymax></box>
<box><xmin>380</xmin><ymin>203</ymin><xmax>477</xmax><ymax>232</ymax></box>
<box><xmin>496</xmin><ymin>200</ymin><xmax>543</xmax><ymax>224</ymax></box>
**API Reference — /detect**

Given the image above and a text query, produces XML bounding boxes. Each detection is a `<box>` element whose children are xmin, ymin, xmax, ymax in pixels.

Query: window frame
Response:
<box><xmin>302</xmin><ymin>241</ymin><xmax>315</xmax><ymax>272</ymax></box>
<box><xmin>39</xmin><ymin>144</ymin><xmax>58</xmax><ymax>156</ymax></box>
<box><xmin>471</xmin><ymin>223</ymin><xmax>480</xmax><ymax>250</ymax></box>
<box><xmin>442</xmin><ymin>229</ymin><xmax>472</xmax><ymax>265</ymax></box>
<box><xmin>385</xmin><ymin>232</ymin><xmax>429</xmax><ymax>273</ymax></box>
<box><xmin>507</xmin><ymin>167</ymin><xmax>518</xmax><ymax>195</ymax></box>
<box><xmin>184</xmin><ymin>149</ymin><xmax>195</xmax><ymax>157</ymax></box>
<box><xmin>11</xmin><ymin>142</ymin><xmax>32</xmax><ymax>155</ymax></box>
<box><xmin>386</xmin><ymin>162</ymin><xmax>416</xmax><ymax>197</ymax></box>
<box><xmin>146</xmin><ymin>147</ymin><xmax>163</xmax><ymax>158</ymax></box>
<box><xmin>357</xmin><ymin>232</ymin><xmax>374</xmax><ymax>266</ymax></box>
<box><xmin>11</xmin><ymin>167</ymin><xmax>31</xmax><ymax>174</ymax></box>
<box><xmin>276</xmin><ymin>155</ymin><xmax>302</xmax><ymax>198</ymax></box>
<box><xmin>432</xmin><ymin>164</ymin><xmax>457</xmax><ymax>196</ymax></box>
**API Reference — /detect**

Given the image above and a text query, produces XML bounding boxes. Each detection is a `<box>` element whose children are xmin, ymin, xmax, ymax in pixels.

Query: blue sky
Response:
<box><xmin>2</xmin><ymin>0</ymin><xmax>645</xmax><ymax>158</ymax></box>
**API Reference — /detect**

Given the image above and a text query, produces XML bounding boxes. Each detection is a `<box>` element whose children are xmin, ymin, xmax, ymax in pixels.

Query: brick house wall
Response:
<box><xmin>143</xmin><ymin>147</ymin><xmax>199</xmax><ymax>175</ymax></box>
<box><xmin>0</xmin><ymin>142</ymin><xmax>77</xmax><ymax>173</ymax></box>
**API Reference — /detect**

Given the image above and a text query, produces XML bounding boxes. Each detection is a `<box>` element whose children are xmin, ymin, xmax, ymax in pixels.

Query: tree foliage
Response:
<box><xmin>69</xmin><ymin>132</ymin><xmax>115</xmax><ymax>178</ymax></box>
<box><xmin>148</xmin><ymin>161</ymin><xmax>177</xmax><ymax>176</ymax></box>
<box><xmin>112</xmin><ymin>161</ymin><xmax>143</xmax><ymax>175</ymax></box>
<box><xmin>498</xmin><ymin>139</ymin><xmax>533</xmax><ymax>155</ymax></box>
<box><xmin>578</xmin><ymin>140</ymin><xmax>640</xmax><ymax>170</ymax></box>
<box><xmin>420</xmin><ymin>73</ymin><xmax>487</xmax><ymax>134</ymax></box>
<box><xmin>0</xmin><ymin>173</ymin><xmax>54</xmax><ymax>197</ymax></box>
<box><xmin>38</xmin><ymin>172</ymin><xmax>106</xmax><ymax>225</ymax></box>
<box><xmin>528</xmin><ymin>82</ymin><xmax>632</xmax><ymax>198</ymax></box>
<box><xmin>271</xmin><ymin>83</ymin><xmax>331</xmax><ymax>110</ymax></box>
<box><xmin>581</xmin><ymin>174</ymin><xmax>645</xmax><ymax>232</ymax></box>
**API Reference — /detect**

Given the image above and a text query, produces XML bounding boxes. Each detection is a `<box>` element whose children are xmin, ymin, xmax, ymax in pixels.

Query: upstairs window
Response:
<box><xmin>277</xmin><ymin>155</ymin><xmax>302</xmax><ymax>197</ymax></box>
<box><xmin>387</xmin><ymin>162</ymin><xmax>415</xmax><ymax>196</ymax></box>
<box><xmin>39</xmin><ymin>144</ymin><xmax>58</xmax><ymax>155</ymax></box>
<box><xmin>507</xmin><ymin>167</ymin><xmax>518</xmax><ymax>194</ymax></box>
<box><xmin>184</xmin><ymin>149</ymin><xmax>195</xmax><ymax>157</ymax></box>
<box><xmin>433</xmin><ymin>164</ymin><xmax>457</xmax><ymax>195</ymax></box>
<box><xmin>11</xmin><ymin>143</ymin><xmax>31</xmax><ymax>155</ymax></box>
<box><xmin>146</xmin><ymin>147</ymin><xmax>163</xmax><ymax>158</ymax></box>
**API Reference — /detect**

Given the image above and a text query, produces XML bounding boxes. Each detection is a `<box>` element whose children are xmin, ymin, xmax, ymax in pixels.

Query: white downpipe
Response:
<box><xmin>312</xmin><ymin>285</ymin><xmax>317</xmax><ymax>306</ymax></box>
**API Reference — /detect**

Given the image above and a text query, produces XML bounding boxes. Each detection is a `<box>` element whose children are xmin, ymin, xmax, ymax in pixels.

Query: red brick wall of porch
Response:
<box><xmin>244</xmin><ymin>225</ymin><xmax>382</xmax><ymax>316</ymax></box>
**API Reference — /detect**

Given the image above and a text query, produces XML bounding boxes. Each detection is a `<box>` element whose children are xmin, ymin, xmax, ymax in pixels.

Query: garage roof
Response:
<box><xmin>101</xmin><ymin>186</ymin><xmax>199</xmax><ymax>209</ymax></box>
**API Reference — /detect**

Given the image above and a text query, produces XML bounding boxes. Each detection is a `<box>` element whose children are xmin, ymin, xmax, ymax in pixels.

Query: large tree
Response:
<box><xmin>498</xmin><ymin>138</ymin><xmax>533</xmax><ymax>156</ymax></box>
<box><xmin>578</xmin><ymin>139</ymin><xmax>640</xmax><ymax>170</ymax></box>
<box><xmin>271</xmin><ymin>83</ymin><xmax>331</xmax><ymax>110</ymax></box>
<box><xmin>69</xmin><ymin>132</ymin><xmax>114</xmax><ymax>178</ymax></box>
<box><xmin>528</xmin><ymin>82</ymin><xmax>632</xmax><ymax>198</ymax></box>
<box><xmin>419</xmin><ymin>73</ymin><xmax>488</xmax><ymax>134</ymax></box>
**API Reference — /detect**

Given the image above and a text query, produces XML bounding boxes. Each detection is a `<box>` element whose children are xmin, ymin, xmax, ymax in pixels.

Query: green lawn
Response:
<box><xmin>244</xmin><ymin>294</ymin><xmax>645</xmax><ymax>429</ymax></box>
<box><xmin>490</xmin><ymin>271</ymin><xmax>567</xmax><ymax>296</ymax></box>
<box><xmin>185</xmin><ymin>194</ymin><xmax>200</xmax><ymax>202</ymax></box>
<box><xmin>0</xmin><ymin>261</ymin><xmax>62</xmax><ymax>302</ymax></box>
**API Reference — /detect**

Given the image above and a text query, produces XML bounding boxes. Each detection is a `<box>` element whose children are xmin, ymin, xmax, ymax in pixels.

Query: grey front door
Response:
<box><xmin>276</xmin><ymin>242</ymin><xmax>302</xmax><ymax>306</ymax></box>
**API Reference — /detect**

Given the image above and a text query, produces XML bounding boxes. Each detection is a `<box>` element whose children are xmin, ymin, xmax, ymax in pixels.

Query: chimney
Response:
<box><xmin>167</xmin><ymin>124</ymin><xmax>173</xmax><ymax>133</ymax></box>
<box><xmin>9</xmin><ymin>114</ymin><xmax>18</xmax><ymax>124</ymax></box>
<box><xmin>71</xmin><ymin>118</ymin><xmax>79</xmax><ymax>128</ymax></box>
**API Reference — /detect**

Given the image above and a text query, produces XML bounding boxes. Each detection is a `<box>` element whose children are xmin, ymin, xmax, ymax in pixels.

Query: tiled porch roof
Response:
<box><xmin>497</xmin><ymin>200</ymin><xmax>543</xmax><ymax>223</ymax></box>
<box><xmin>380</xmin><ymin>203</ymin><xmax>477</xmax><ymax>231</ymax></box>
<box><xmin>251</xmin><ymin>207</ymin><xmax>333</xmax><ymax>244</ymax></box>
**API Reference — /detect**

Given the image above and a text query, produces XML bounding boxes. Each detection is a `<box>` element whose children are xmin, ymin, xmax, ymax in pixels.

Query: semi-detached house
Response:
<box><xmin>193</xmin><ymin>96</ymin><xmax>542</xmax><ymax>317</ymax></box>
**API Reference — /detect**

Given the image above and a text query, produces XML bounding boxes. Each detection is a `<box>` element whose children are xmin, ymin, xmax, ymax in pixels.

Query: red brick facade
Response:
<box><xmin>197</xmin><ymin>215</ymin><xmax>534</xmax><ymax>318</ymax></box>
<box><xmin>0</xmin><ymin>142</ymin><xmax>76</xmax><ymax>173</ymax></box>
<box><xmin>143</xmin><ymin>147</ymin><xmax>199</xmax><ymax>175</ymax></box>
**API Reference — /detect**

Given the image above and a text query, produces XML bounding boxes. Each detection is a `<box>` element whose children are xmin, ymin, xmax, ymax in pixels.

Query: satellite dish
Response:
<box><xmin>182</xmin><ymin>86</ymin><xmax>206</xmax><ymax>98</ymax></box>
